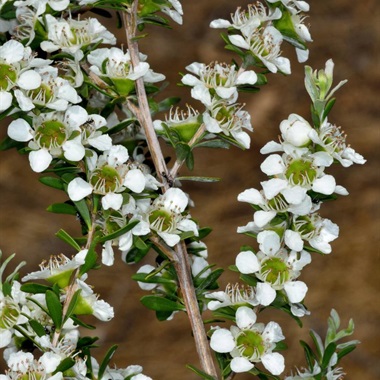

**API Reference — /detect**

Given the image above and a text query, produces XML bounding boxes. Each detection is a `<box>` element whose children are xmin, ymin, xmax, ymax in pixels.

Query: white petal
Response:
<box><xmin>17</xmin><ymin>70</ymin><xmax>41</xmax><ymax>90</ymax></box>
<box><xmin>256</xmin><ymin>282</ymin><xmax>276</xmax><ymax>306</ymax></box>
<box><xmin>8</xmin><ymin>119</ymin><xmax>33</xmax><ymax>142</ymax></box>
<box><xmin>163</xmin><ymin>188</ymin><xmax>188</xmax><ymax>212</ymax></box>
<box><xmin>230</xmin><ymin>357</ymin><xmax>254</xmax><ymax>373</ymax></box>
<box><xmin>257</xmin><ymin>230</ymin><xmax>280</xmax><ymax>255</ymax></box>
<box><xmin>261</xmin><ymin>352</ymin><xmax>285</xmax><ymax>375</ymax></box>
<box><xmin>101</xmin><ymin>193</ymin><xmax>123</xmax><ymax>210</ymax></box>
<box><xmin>124</xmin><ymin>169</ymin><xmax>146</xmax><ymax>193</ymax></box>
<box><xmin>102</xmin><ymin>240</ymin><xmax>115</xmax><ymax>267</ymax></box>
<box><xmin>0</xmin><ymin>40</ymin><xmax>24</xmax><ymax>63</ymax></box>
<box><xmin>261</xmin><ymin>178</ymin><xmax>288</xmax><ymax>199</ymax></box>
<box><xmin>178</xmin><ymin>219</ymin><xmax>198</xmax><ymax>236</ymax></box>
<box><xmin>137</xmin><ymin>264</ymin><xmax>157</xmax><ymax>291</ymax></box>
<box><xmin>236</xmin><ymin>306</ymin><xmax>257</xmax><ymax>329</ymax></box>
<box><xmin>0</xmin><ymin>91</ymin><xmax>12</xmax><ymax>112</ymax></box>
<box><xmin>88</xmin><ymin>134</ymin><xmax>113</xmax><ymax>151</ymax></box>
<box><xmin>29</xmin><ymin>149</ymin><xmax>52</xmax><ymax>172</ymax></box>
<box><xmin>118</xmin><ymin>231</ymin><xmax>133</xmax><ymax>252</ymax></box>
<box><xmin>232</xmin><ymin>130</ymin><xmax>251</xmax><ymax>149</ymax></box>
<box><xmin>228</xmin><ymin>34</ymin><xmax>250</xmax><ymax>49</ymax></box>
<box><xmin>263</xmin><ymin>321</ymin><xmax>284</xmax><ymax>343</ymax></box>
<box><xmin>284</xmin><ymin>281</ymin><xmax>308</xmax><ymax>303</ymax></box>
<box><xmin>128</xmin><ymin>62</ymin><xmax>149</xmax><ymax>80</ymax></box>
<box><xmin>215</xmin><ymin>86</ymin><xmax>236</xmax><ymax>99</ymax></box>
<box><xmin>209</xmin><ymin>19</ymin><xmax>232</xmax><ymax>29</ymax></box>
<box><xmin>282</xmin><ymin>185</ymin><xmax>307</xmax><ymax>205</ymax></box>
<box><xmin>191</xmin><ymin>85</ymin><xmax>212</xmax><ymax>107</ymax></box>
<box><xmin>312</xmin><ymin>174</ymin><xmax>336</xmax><ymax>195</ymax></box>
<box><xmin>284</xmin><ymin>230</ymin><xmax>304</xmax><ymax>251</ymax></box>
<box><xmin>210</xmin><ymin>328</ymin><xmax>235</xmax><ymax>353</ymax></box>
<box><xmin>92</xmin><ymin>299</ymin><xmax>114</xmax><ymax>321</ymax></box>
<box><xmin>14</xmin><ymin>89</ymin><xmax>35</xmax><ymax>111</ymax></box>
<box><xmin>67</xmin><ymin>177</ymin><xmax>93</xmax><ymax>201</ymax></box>
<box><xmin>132</xmin><ymin>221</ymin><xmax>151</xmax><ymax>236</ymax></box>
<box><xmin>181</xmin><ymin>73</ymin><xmax>201</xmax><ymax>86</ymax></box>
<box><xmin>236</xmin><ymin>70</ymin><xmax>257</xmax><ymax>85</ymax></box>
<box><xmin>108</xmin><ymin>144</ymin><xmax>129</xmax><ymax>165</ymax></box>
<box><xmin>158</xmin><ymin>232</ymin><xmax>180</xmax><ymax>247</ymax></box>
<box><xmin>237</xmin><ymin>188</ymin><xmax>264</xmax><ymax>205</ymax></box>
<box><xmin>254</xmin><ymin>210</ymin><xmax>276</xmax><ymax>228</ymax></box>
<box><xmin>235</xmin><ymin>251</ymin><xmax>260</xmax><ymax>274</ymax></box>
<box><xmin>203</xmin><ymin>113</ymin><xmax>222</xmax><ymax>133</ymax></box>
<box><xmin>260</xmin><ymin>154</ymin><xmax>285</xmax><ymax>175</ymax></box>
<box><xmin>63</xmin><ymin>139</ymin><xmax>85</xmax><ymax>161</ymax></box>
<box><xmin>39</xmin><ymin>352</ymin><xmax>61</xmax><ymax>373</ymax></box>
<box><xmin>296</xmin><ymin>47</ymin><xmax>309</xmax><ymax>63</ymax></box>
<box><xmin>260</xmin><ymin>141</ymin><xmax>283</xmax><ymax>154</ymax></box>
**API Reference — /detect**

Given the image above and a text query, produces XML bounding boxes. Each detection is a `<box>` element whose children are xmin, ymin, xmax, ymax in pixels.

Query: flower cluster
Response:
<box><xmin>206</xmin><ymin>59</ymin><xmax>364</xmax><ymax>375</ymax></box>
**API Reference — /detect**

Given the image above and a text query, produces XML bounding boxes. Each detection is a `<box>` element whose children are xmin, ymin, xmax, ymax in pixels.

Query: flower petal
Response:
<box><xmin>235</xmin><ymin>251</ymin><xmax>260</xmax><ymax>274</ymax></box>
<box><xmin>67</xmin><ymin>177</ymin><xmax>93</xmax><ymax>201</ymax></box>
<box><xmin>210</xmin><ymin>328</ymin><xmax>235</xmax><ymax>353</ymax></box>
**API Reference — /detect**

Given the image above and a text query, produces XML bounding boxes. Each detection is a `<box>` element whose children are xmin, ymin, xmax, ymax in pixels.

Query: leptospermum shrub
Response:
<box><xmin>0</xmin><ymin>1</ymin><xmax>365</xmax><ymax>379</ymax></box>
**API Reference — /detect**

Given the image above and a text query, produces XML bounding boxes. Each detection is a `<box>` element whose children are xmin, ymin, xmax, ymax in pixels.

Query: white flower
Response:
<box><xmin>280</xmin><ymin>113</ymin><xmax>313</xmax><ymax>147</ymax></box>
<box><xmin>144</xmin><ymin>188</ymin><xmax>198</xmax><ymax>246</ymax></box>
<box><xmin>41</xmin><ymin>15</ymin><xmax>116</xmax><ymax>57</ymax></box>
<box><xmin>210</xmin><ymin>307</ymin><xmax>285</xmax><ymax>375</ymax></box>
<box><xmin>182</xmin><ymin>62</ymin><xmax>257</xmax><ymax>106</ymax></box>
<box><xmin>210</xmin><ymin>3</ymin><xmax>282</xmax><ymax>38</ymax></box>
<box><xmin>229</xmin><ymin>26</ymin><xmax>291</xmax><ymax>74</ymax></box>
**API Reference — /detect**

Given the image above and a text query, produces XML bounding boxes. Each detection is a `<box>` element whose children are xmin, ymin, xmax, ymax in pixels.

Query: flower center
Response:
<box><xmin>149</xmin><ymin>209</ymin><xmax>175</xmax><ymax>232</ymax></box>
<box><xmin>90</xmin><ymin>165</ymin><xmax>121</xmax><ymax>194</ymax></box>
<box><xmin>285</xmin><ymin>158</ymin><xmax>317</xmax><ymax>186</ymax></box>
<box><xmin>0</xmin><ymin>63</ymin><xmax>17</xmax><ymax>90</ymax></box>
<box><xmin>0</xmin><ymin>298</ymin><xmax>20</xmax><ymax>329</ymax></box>
<box><xmin>27</xmin><ymin>83</ymin><xmax>53</xmax><ymax>105</ymax></box>
<box><xmin>260</xmin><ymin>257</ymin><xmax>289</xmax><ymax>285</ymax></box>
<box><xmin>20</xmin><ymin>372</ymin><xmax>43</xmax><ymax>380</ymax></box>
<box><xmin>236</xmin><ymin>330</ymin><xmax>265</xmax><ymax>360</ymax></box>
<box><xmin>293</xmin><ymin>215</ymin><xmax>316</xmax><ymax>240</ymax></box>
<box><xmin>35</xmin><ymin>120</ymin><xmax>67</xmax><ymax>149</ymax></box>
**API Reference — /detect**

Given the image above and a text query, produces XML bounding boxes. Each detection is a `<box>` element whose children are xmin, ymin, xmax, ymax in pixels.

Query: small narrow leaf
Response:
<box><xmin>53</xmin><ymin>357</ymin><xmax>75</xmax><ymax>375</ymax></box>
<box><xmin>47</xmin><ymin>203</ymin><xmax>77</xmax><ymax>215</ymax></box>
<box><xmin>63</xmin><ymin>289</ymin><xmax>81</xmax><ymax>324</ymax></box>
<box><xmin>186</xmin><ymin>364</ymin><xmax>216</xmax><ymax>380</ymax></box>
<box><xmin>140</xmin><ymin>295</ymin><xmax>185</xmax><ymax>312</ymax></box>
<box><xmin>55</xmin><ymin>229</ymin><xmax>81</xmax><ymax>251</ymax></box>
<box><xmin>97</xmin><ymin>220</ymin><xmax>140</xmax><ymax>243</ymax></box>
<box><xmin>177</xmin><ymin>176</ymin><xmax>220</xmax><ymax>183</ymax></box>
<box><xmin>46</xmin><ymin>290</ymin><xmax>63</xmax><ymax>329</ymax></box>
<box><xmin>74</xmin><ymin>199</ymin><xmax>92</xmax><ymax>230</ymax></box>
<box><xmin>39</xmin><ymin>176</ymin><xmax>65</xmax><ymax>190</ymax></box>
<box><xmin>29</xmin><ymin>319</ymin><xmax>47</xmax><ymax>337</ymax></box>
<box><xmin>98</xmin><ymin>345</ymin><xmax>118</xmax><ymax>379</ymax></box>
<box><xmin>21</xmin><ymin>283</ymin><xmax>51</xmax><ymax>294</ymax></box>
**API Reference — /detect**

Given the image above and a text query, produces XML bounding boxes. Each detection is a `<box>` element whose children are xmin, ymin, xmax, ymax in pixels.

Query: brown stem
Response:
<box><xmin>123</xmin><ymin>4</ymin><xmax>218</xmax><ymax>378</ymax></box>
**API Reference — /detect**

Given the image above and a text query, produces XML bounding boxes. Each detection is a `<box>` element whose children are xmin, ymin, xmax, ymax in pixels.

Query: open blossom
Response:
<box><xmin>210</xmin><ymin>306</ymin><xmax>285</xmax><ymax>375</ymax></box>
<box><xmin>235</xmin><ymin>235</ymin><xmax>311</xmax><ymax>305</ymax></box>
<box><xmin>7</xmin><ymin>105</ymin><xmax>109</xmax><ymax>172</ymax></box>
<box><xmin>88</xmin><ymin>47</ymin><xmax>165</xmax><ymax>95</ymax></box>
<box><xmin>229</xmin><ymin>25</ymin><xmax>291</xmax><ymax>74</ymax></box>
<box><xmin>67</xmin><ymin>144</ymin><xmax>147</xmax><ymax>206</ymax></box>
<box><xmin>14</xmin><ymin>0</ymin><xmax>70</xmax><ymax>15</ymax></box>
<box><xmin>13</xmin><ymin>65</ymin><xmax>81</xmax><ymax>112</ymax></box>
<box><xmin>41</xmin><ymin>15</ymin><xmax>116</xmax><ymax>58</ymax></box>
<box><xmin>130</xmin><ymin>188</ymin><xmax>199</xmax><ymax>247</ymax></box>
<box><xmin>182</xmin><ymin>62</ymin><xmax>257</xmax><ymax>106</ymax></box>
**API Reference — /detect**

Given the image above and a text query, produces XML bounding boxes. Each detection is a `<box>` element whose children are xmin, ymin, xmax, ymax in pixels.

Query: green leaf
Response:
<box><xmin>0</xmin><ymin>136</ymin><xmax>24</xmax><ymax>151</ymax></box>
<box><xmin>55</xmin><ymin>229</ymin><xmax>81</xmax><ymax>251</ymax></box>
<box><xmin>194</xmin><ymin>139</ymin><xmax>230</xmax><ymax>149</ymax></box>
<box><xmin>47</xmin><ymin>203</ymin><xmax>77</xmax><ymax>216</ymax></box>
<box><xmin>46</xmin><ymin>290</ymin><xmax>63</xmax><ymax>329</ymax></box>
<box><xmin>29</xmin><ymin>319</ymin><xmax>47</xmax><ymax>337</ymax></box>
<box><xmin>321</xmin><ymin>342</ymin><xmax>337</xmax><ymax>368</ymax></box>
<box><xmin>53</xmin><ymin>357</ymin><xmax>75</xmax><ymax>375</ymax></box>
<box><xmin>140</xmin><ymin>295</ymin><xmax>185</xmax><ymax>312</ymax></box>
<box><xmin>74</xmin><ymin>199</ymin><xmax>92</xmax><ymax>230</ymax></box>
<box><xmin>132</xmin><ymin>273</ymin><xmax>176</xmax><ymax>285</ymax></box>
<box><xmin>0</xmin><ymin>0</ymin><xmax>16</xmax><ymax>19</ymax></box>
<box><xmin>323</xmin><ymin>97</ymin><xmax>336</xmax><ymax>120</ymax></box>
<box><xmin>98</xmin><ymin>345</ymin><xmax>118</xmax><ymax>379</ymax></box>
<box><xmin>299</xmin><ymin>340</ymin><xmax>317</xmax><ymax>369</ymax></box>
<box><xmin>97</xmin><ymin>220</ymin><xmax>140</xmax><ymax>243</ymax></box>
<box><xmin>39</xmin><ymin>176</ymin><xmax>65</xmax><ymax>190</ymax></box>
<box><xmin>20</xmin><ymin>283</ymin><xmax>51</xmax><ymax>294</ymax></box>
<box><xmin>79</xmin><ymin>246</ymin><xmax>98</xmax><ymax>276</ymax></box>
<box><xmin>196</xmin><ymin>268</ymin><xmax>223</xmax><ymax>294</ymax></box>
<box><xmin>185</xmin><ymin>150</ymin><xmax>194</xmax><ymax>170</ymax></box>
<box><xmin>197</xmin><ymin>227</ymin><xmax>212</xmax><ymax>240</ymax></box>
<box><xmin>337</xmin><ymin>343</ymin><xmax>358</xmax><ymax>360</ymax></box>
<box><xmin>175</xmin><ymin>142</ymin><xmax>191</xmax><ymax>161</ymax></box>
<box><xmin>157</xmin><ymin>96</ymin><xmax>181</xmax><ymax>112</ymax></box>
<box><xmin>176</xmin><ymin>176</ymin><xmax>220</xmax><ymax>183</ymax></box>
<box><xmin>71</xmin><ymin>315</ymin><xmax>96</xmax><ymax>330</ymax></box>
<box><xmin>186</xmin><ymin>364</ymin><xmax>216</xmax><ymax>380</ymax></box>
<box><xmin>63</xmin><ymin>289</ymin><xmax>81</xmax><ymax>324</ymax></box>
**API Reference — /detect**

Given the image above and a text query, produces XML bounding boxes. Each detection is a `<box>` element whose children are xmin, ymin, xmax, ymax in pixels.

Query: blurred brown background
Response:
<box><xmin>0</xmin><ymin>0</ymin><xmax>379</xmax><ymax>379</ymax></box>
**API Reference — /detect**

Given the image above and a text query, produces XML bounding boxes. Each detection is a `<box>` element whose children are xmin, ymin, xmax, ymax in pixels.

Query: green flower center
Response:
<box><xmin>149</xmin><ymin>209</ymin><xmax>174</xmax><ymax>232</ymax></box>
<box><xmin>0</xmin><ymin>63</ymin><xmax>17</xmax><ymax>90</ymax></box>
<box><xmin>0</xmin><ymin>299</ymin><xmax>20</xmax><ymax>329</ymax></box>
<box><xmin>236</xmin><ymin>330</ymin><xmax>265</xmax><ymax>359</ymax></box>
<box><xmin>20</xmin><ymin>373</ymin><xmax>43</xmax><ymax>380</ymax></box>
<box><xmin>285</xmin><ymin>159</ymin><xmax>317</xmax><ymax>186</ymax></box>
<box><xmin>90</xmin><ymin>165</ymin><xmax>121</xmax><ymax>194</ymax></box>
<box><xmin>260</xmin><ymin>257</ymin><xmax>289</xmax><ymax>285</ymax></box>
<box><xmin>171</xmin><ymin>117</ymin><xmax>202</xmax><ymax>142</ymax></box>
<box><xmin>35</xmin><ymin>120</ymin><xmax>67</xmax><ymax>149</ymax></box>
<box><xmin>28</xmin><ymin>83</ymin><xmax>53</xmax><ymax>104</ymax></box>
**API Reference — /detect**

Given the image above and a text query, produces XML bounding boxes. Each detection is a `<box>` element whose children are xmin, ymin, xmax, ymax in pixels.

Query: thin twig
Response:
<box><xmin>123</xmin><ymin>4</ymin><xmax>219</xmax><ymax>378</ymax></box>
